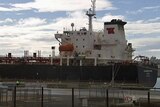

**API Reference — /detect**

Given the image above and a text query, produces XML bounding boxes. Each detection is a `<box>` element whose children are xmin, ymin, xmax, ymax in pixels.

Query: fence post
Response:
<box><xmin>0</xmin><ymin>89</ymin><xmax>1</xmax><ymax>102</ymax></box>
<box><xmin>41</xmin><ymin>87</ymin><xmax>43</xmax><ymax>107</ymax></box>
<box><xmin>13</xmin><ymin>86</ymin><xmax>16</xmax><ymax>107</ymax></box>
<box><xmin>72</xmin><ymin>88</ymin><xmax>74</xmax><ymax>107</ymax></box>
<box><xmin>148</xmin><ymin>91</ymin><xmax>150</xmax><ymax>107</ymax></box>
<box><xmin>106</xmin><ymin>89</ymin><xmax>109</xmax><ymax>107</ymax></box>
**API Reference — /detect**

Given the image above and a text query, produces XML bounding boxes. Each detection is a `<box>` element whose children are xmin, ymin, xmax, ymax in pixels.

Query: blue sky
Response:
<box><xmin>0</xmin><ymin>0</ymin><xmax>160</xmax><ymax>58</ymax></box>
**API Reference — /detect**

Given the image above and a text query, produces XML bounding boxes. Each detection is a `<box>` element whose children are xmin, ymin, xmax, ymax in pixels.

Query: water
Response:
<box><xmin>154</xmin><ymin>78</ymin><xmax>160</xmax><ymax>88</ymax></box>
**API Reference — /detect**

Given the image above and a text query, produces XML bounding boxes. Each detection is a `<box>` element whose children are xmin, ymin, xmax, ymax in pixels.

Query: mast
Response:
<box><xmin>86</xmin><ymin>0</ymin><xmax>96</xmax><ymax>32</ymax></box>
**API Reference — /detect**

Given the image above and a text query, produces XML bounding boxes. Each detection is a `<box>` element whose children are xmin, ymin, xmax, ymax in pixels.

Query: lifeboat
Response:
<box><xmin>59</xmin><ymin>44</ymin><xmax>74</xmax><ymax>52</ymax></box>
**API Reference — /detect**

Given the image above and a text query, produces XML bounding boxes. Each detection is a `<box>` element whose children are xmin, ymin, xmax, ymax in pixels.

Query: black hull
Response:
<box><xmin>0</xmin><ymin>63</ymin><xmax>158</xmax><ymax>87</ymax></box>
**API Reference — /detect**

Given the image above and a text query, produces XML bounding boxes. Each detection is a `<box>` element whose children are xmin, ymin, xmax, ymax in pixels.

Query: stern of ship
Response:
<box><xmin>137</xmin><ymin>64</ymin><xmax>158</xmax><ymax>87</ymax></box>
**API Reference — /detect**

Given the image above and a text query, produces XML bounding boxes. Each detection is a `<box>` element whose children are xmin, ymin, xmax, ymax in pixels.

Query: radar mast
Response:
<box><xmin>86</xmin><ymin>0</ymin><xmax>96</xmax><ymax>32</ymax></box>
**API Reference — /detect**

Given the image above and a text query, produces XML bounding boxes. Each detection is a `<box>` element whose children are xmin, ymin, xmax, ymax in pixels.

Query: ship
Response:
<box><xmin>0</xmin><ymin>0</ymin><xmax>158</xmax><ymax>87</ymax></box>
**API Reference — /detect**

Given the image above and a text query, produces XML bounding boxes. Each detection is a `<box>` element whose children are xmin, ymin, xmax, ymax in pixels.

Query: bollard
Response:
<box><xmin>72</xmin><ymin>88</ymin><xmax>74</xmax><ymax>107</ymax></box>
<box><xmin>106</xmin><ymin>89</ymin><xmax>109</xmax><ymax>107</ymax></box>
<box><xmin>13</xmin><ymin>86</ymin><xmax>16</xmax><ymax>107</ymax></box>
<box><xmin>148</xmin><ymin>91</ymin><xmax>150</xmax><ymax>107</ymax></box>
<box><xmin>0</xmin><ymin>89</ymin><xmax>1</xmax><ymax>102</ymax></box>
<box><xmin>41</xmin><ymin>87</ymin><xmax>43</xmax><ymax>107</ymax></box>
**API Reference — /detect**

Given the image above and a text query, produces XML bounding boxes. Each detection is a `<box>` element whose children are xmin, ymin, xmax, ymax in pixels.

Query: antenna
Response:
<box><xmin>91</xmin><ymin>0</ymin><xmax>96</xmax><ymax>15</ymax></box>
<box><xmin>86</xmin><ymin>0</ymin><xmax>96</xmax><ymax>32</ymax></box>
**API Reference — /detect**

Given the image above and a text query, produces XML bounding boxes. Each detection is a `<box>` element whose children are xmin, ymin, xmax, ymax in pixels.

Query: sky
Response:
<box><xmin>0</xmin><ymin>0</ymin><xmax>160</xmax><ymax>58</ymax></box>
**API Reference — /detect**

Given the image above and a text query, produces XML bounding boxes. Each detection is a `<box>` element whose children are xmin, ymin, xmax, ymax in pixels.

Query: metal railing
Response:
<box><xmin>0</xmin><ymin>86</ymin><xmax>160</xmax><ymax>107</ymax></box>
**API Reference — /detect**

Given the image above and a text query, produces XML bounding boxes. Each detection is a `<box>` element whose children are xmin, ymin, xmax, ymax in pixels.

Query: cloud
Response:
<box><xmin>18</xmin><ymin>17</ymin><xmax>47</xmax><ymax>27</ymax></box>
<box><xmin>66</xmin><ymin>11</ymin><xmax>86</xmax><ymax>18</ymax></box>
<box><xmin>122</xmin><ymin>17</ymin><xmax>160</xmax><ymax>58</ymax></box>
<box><xmin>149</xmin><ymin>49</ymin><xmax>160</xmax><ymax>52</ymax></box>
<box><xmin>133</xmin><ymin>50</ymin><xmax>160</xmax><ymax>58</ymax></box>
<box><xmin>129</xmin><ymin>37</ymin><xmax>160</xmax><ymax>48</ymax></box>
<box><xmin>128</xmin><ymin>37</ymin><xmax>160</xmax><ymax>57</ymax></box>
<box><xmin>126</xmin><ymin>6</ymin><xmax>160</xmax><ymax>14</ymax></box>
<box><xmin>101</xmin><ymin>13</ymin><xmax>125</xmax><ymax>22</ymax></box>
<box><xmin>0</xmin><ymin>7</ymin><xmax>13</xmax><ymax>11</ymax></box>
<box><xmin>0</xmin><ymin>0</ymin><xmax>114</xmax><ymax>12</ymax></box>
<box><xmin>0</xmin><ymin>17</ymin><xmax>58</xmax><ymax>56</ymax></box>
<box><xmin>125</xmin><ymin>19</ymin><xmax>160</xmax><ymax>35</ymax></box>
<box><xmin>147</xmin><ymin>17</ymin><xmax>160</xmax><ymax>22</ymax></box>
<box><xmin>0</xmin><ymin>6</ymin><xmax>27</xmax><ymax>12</ymax></box>
<box><xmin>143</xmin><ymin>6</ymin><xmax>160</xmax><ymax>10</ymax></box>
<box><xmin>0</xmin><ymin>18</ymin><xmax>14</xmax><ymax>24</ymax></box>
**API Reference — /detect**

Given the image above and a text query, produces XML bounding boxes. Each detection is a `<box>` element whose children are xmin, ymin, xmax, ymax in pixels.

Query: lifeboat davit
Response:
<box><xmin>59</xmin><ymin>44</ymin><xmax>74</xmax><ymax>52</ymax></box>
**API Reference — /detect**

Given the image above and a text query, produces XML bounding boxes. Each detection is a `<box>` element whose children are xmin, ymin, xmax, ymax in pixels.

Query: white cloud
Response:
<box><xmin>0</xmin><ymin>7</ymin><xmax>12</xmax><ymax>11</ymax></box>
<box><xmin>129</xmin><ymin>37</ymin><xmax>160</xmax><ymax>49</ymax></box>
<box><xmin>5</xmin><ymin>18</ymin><xmax>14</xmax><ymax>23</ymax></box>
<box><xmin>0</xmin><ymin>6</ymin><xmax>27</xmax><ymax>12</ymax></box>
<box><xmin>18</xmin><ymin>17</ymin><xmax>47</xmax><ymax>27</ymax></box>
<box><xmin>101</xmin><ymin>13</ymin><xmax>125</xmax><ymax>22</ymax></box>
<box><xmin>126</xmin><ymin>19</ymin><xmax>160</xmax><ymax>35</ymax></box>
<box><xmin>133</xmin><ymin>50</ymin><xmax>160</xmax><ymax>58</ymax></box>
<box><xmin>66</xmin><ymin>11</ymin><xmax>86</xmax><ymax>18</ymax></box>
<box><xmin>148</xmin><ymin>49</ymin><xmax>160</xmax><ymax>52</ymax></box>
<box><xmin>122</xmin><ymin>18</ymin><xmax>160</xmax><ymax>57</ymax></box>
<box><xmin>126</xmin><ymin>6</ymin><xmax>160</xmax><ymax>14</ymax></box>
<box><xmin>143</xmin><ymin>6</ymin><xmax>160</xmax><ymax>10</ymax></box>
<box><xmin>0</xmin><ymin>17</ymin><xmax>58</xmax><ymax>56</ymax></box>
<box><xmin>147</xmin><ymin>17</ymin><xmax>160</xmax><ymax>22</ymax></box>
<box><xmin>1</xmin><ymin>0</ymin><xmax>113</xmax><ymax>12</ymax></box>
<box><xmin>128</xmin><ymin>37</ymin><xmax>160</xmax><ymax>58</ymax></box>
<box><xmin>0</xmin><ymin>18</ymin><xmax>14</xmax><ymax>24</ymax></box>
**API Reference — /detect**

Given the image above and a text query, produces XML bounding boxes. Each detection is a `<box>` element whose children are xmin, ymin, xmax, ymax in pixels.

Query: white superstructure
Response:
<box><xmin>54</xmin><ymin>0</ymin><xmax>134</xmax><ymax>66</ymax></box>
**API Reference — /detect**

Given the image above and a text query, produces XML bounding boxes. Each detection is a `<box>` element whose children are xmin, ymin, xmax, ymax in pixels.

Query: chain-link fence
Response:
<box><xmin>0</xmin><ymin>85</ymin><xmax>160</xmax><ymax>107</ymax></box>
